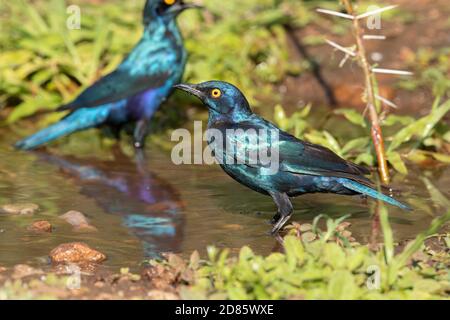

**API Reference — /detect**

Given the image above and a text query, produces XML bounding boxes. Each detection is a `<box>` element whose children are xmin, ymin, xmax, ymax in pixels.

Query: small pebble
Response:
<box><xmin>59</xmin><ymin>210</ymin><xmax>97</xmax><ymax>232</ymax></box>
<box><xmin>59</xmin><ymin>210</ymin><xmax>89</xmax><ymax>226</ymax></box>
<box><xmin>0</xmin><ymin>203</ymin><xmax>39</xmax><ymax>215</ymax></box>
<box><xmin>27</xmin><ymin>220</ymin><xmax>52</xmax><ymax>233</ymax></box>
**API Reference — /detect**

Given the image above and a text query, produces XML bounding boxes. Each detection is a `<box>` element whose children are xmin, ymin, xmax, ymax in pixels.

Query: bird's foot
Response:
<box><xmin>267</xmin><ymin>212</ymin><xmax>281</xmax><ymax>225</ymax></box>
<box><xmin>270</xmin><ymin>214</ymin><xmax>292</xmax><ymax>236</ymax></box>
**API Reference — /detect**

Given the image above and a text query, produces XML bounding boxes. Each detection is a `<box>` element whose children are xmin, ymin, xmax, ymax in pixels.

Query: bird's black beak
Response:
<box><xmin>174</xmin><ymin>83</ymin><xmax>206</xmax><ymax>101</ymax></box>
<box><xmin>168</xmin><ymin>1</ymin><xmax>203</xmax><ymax>15</ymax></box>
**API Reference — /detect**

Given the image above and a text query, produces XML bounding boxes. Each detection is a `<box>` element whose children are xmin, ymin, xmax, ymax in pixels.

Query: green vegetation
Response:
<box><xmin>0</xmin><ymin>0</ymin><xmax>143</xmax><ymax>125</ymax></box>
<box><xmin>1</xmin><ymin>0</ymin><xmax>449</xmax><ymax>170</ymax></box>
<box><xmin>274</xmin><ymin>99</ymin><xmax>450</xmax><ymax>175</ymax></box>
<box><xmin>151</xmin><ymin>207</ymin><xmax>450</xmax><ymax>300</ymax></box>
<box><xmin>0</xmin><ymin>0</ymin><xmax>321</xmax><ymax>122</ymax></box>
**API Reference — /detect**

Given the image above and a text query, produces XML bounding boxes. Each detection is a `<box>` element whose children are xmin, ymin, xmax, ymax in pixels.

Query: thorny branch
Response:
<box><xmin>342</xmin><ymin>0</ymin><xmax>390</xmax><ymax>184</ymax></box>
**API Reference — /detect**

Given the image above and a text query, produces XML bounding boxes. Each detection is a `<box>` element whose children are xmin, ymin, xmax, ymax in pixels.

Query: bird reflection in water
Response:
<box><xmin>35</xmin><ymin>147</ymin><xmax>185</xmax><ymax>258</ymax></box>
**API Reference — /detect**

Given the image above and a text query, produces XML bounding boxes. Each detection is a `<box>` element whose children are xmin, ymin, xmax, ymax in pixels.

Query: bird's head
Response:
<box><xmin>174</xmin><ymin>81</ymin><xmax>253</xmax><ymax>119</ymax></box>
<box><xmin>143</xmin><ymin>0</ymin><xmax>201</xmax><ymax>24</ymax></box>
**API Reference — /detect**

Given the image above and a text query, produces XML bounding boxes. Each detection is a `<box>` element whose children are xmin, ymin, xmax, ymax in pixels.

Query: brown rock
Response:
<box><xmin>0</xmin><ymin>203</ymin><xmax>39</xmax><ymax>215</ymax></box>
<box><xmin>60</xmin><ymin>210</ymin><xmax>97</xmax><ymax>232</ymax></box>
<box><xmin>50</xmin><ymin>242</ymin><xmax>106</xmax><ymax>264</ymax></box>
<box><xmin>142</xmin><ymin>265</ymin><xmax>177</xmax><ymax>290</ymax></box>
<box><xmin>60</xmin><ymin>210</ymin><xmax>89</xmax><ymax>226</ymax></box>
<box><xmin>27</xmin><ymin>220</ymin><xmax>52</xmax><ymax>233</ymax></box>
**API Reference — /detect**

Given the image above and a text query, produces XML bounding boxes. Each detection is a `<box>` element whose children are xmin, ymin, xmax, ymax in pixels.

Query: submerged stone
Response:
<box><xmin>49</xmin><ymin>242</ymin><xmax>106</xmax><ymax>264</ymax></box>
<box><xmin>27</xmin><ymin>220</ymin><xmax>52</xmax><ymax>233</ymax></box>
<box><xmin>59</xmin><ymin>210</ymin><xmax>97</xmax><ymax>232</ymax></box>
<box><xmin>0</xmin><ymin>203</ymin><xmax>39</xmax><ymax>215</ymax></box>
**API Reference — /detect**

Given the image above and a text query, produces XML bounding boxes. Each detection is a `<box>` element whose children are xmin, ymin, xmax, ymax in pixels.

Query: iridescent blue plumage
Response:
<box><xmin>15</xmin><ymin>0</ymin><xmax>199</xmax><ymax>150</ymax></box>
<box><xmin>175</xmin><ymin>81</ymin><xmax>411</xmax><ymax>234</ymax></box>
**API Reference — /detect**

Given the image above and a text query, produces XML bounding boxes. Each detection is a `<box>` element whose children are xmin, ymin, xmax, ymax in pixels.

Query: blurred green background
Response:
<box><xmin>0</xmin><ymin>0</ymin><xmax>449</xmax><ymax>173</ymax></box>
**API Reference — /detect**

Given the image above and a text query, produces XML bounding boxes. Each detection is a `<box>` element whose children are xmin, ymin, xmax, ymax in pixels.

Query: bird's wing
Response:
<box><xmin>58</xmin><ymin>44</ymin><xmax>178</xmax><ymax>111</ymax></box>
<box><xmin>277</xmin><ymin>133</ymin><xmax>372</xmax><ymax>184</ymax></box>
<box><xmin>210</xmin><ymin>117</ymin><xmax>372</xmax><ymax>185</ymax></box>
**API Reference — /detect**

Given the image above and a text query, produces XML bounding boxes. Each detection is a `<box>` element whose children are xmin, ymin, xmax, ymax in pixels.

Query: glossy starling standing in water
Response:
<box><xmin>174</xmin><ymin>81</ymin><xmax>411</xmax><ymax>234</ymax></box>
<box><xmin>16</xmin><ymin>0</ymin><xmax>200</xmax><ymax>150</ymax></box>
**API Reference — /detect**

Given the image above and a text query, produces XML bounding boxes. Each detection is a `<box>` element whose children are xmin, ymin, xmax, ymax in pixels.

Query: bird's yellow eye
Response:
<box><xmin>211</xmin><ymin>89</ymin><xmax>222</xmax><ymax>99</ymax></box>
<box><xmin>164</xmin><ymin>0</ymin><xmax>176</xmax><ymax>5</ymax></box>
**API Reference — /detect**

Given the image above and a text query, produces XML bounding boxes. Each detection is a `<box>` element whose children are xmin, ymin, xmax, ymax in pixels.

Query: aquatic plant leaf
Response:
<box><xmin>274</xmin><ymin>104</ymin><xmax>289</xmax><ymax>130</ymax></box>
<box><xmin>354</xmin><ymin>152</ymin><xmax>374</xmax><ymax>166</ymax></box>
<box><xmin>239</xmin><ymin>246</ymin><xmax>254</xmax><ymax>262</ymax></box>
<box><xmin>207</xmin><ymin>246</ymin><xmax>218</xmax><ymax>263</ymax></box>
<box><xmin>421</xmin><ymin>177</ymin><xmax>450</xmax><ymax>208</ymax></box>
<box><xmin>382</xmin><ymin>115</ymin><xmax>415</xmax><ymax>127</ymax></box>
<box><xmin>284</xmin><ymin>236</ymin><xmax>305</xmax><ymax>268</ymax></box>
<box><xmin>388</xmin><ymin>99</ymin><xmax>450</xmax><ymax>152</ymax></box>
<box><xmin>387</xmin><ymin>151</ymin><xmax>408</xmax><ymax>175</ymax></box>
<box><xmin>334</xmin><ymin>109</ymin><xmax>367</xmax><ymax>128</ymax></box>
<box><xmin>342</xmin><ymin>137</ymin><xmax>370</xmax><ymax>155</ymax></box>
<box><xmin>428</xmin><ymin>152</ymin><xmax>450</xmax><ymax>163</ymax></box>
<box><xmin>305</xmin><ymin>131</ymin><xmax>341</xmax><ymax>155</ymax></box>
<box><xmin>297</xmin><ymin>103</ymin><xmax>312</xmax><ymax>118</ymax></box>
<box><xmin>323</xmin><ymin>131</ymin><xmax>342</xmax><ymax>155</ymax></box>
<box><xmin>323</xmin><ymin>243</ymin><xmax>346</xmax><ymax>269</ymax></box>
<box><xmin>443</xmin><ymin>131</ymin><xmax>450</xmax><ymax>143</ymax></box>
<box><xmin>346</xmin><ymin>247</ymin><xmax>369</xmax><ymax>271</ymax></box>
<box><xmin>327</xmin><ymin>270</ymin><xmax>358</xmax><ymax>299</ymax></box>
<box><xmin>395</xmin><ymin>210</ymin><xmax>450</xmax><ymax>268</ymax></box>
<box><xmin>379</xmin><ymin>205</ymin><xmax>394</xmax><ymax>264</ymax></box>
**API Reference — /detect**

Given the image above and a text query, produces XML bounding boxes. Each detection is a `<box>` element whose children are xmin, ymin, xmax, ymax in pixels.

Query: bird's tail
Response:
<box><xmin>15</xmin><ymin>107</ymin><xmax>110</xmax><ymax>150</ymax></box>
<box><xmin>340</xmin><ymin>178</ymin><xmax>412</xmax><ymax>211</ymax></box>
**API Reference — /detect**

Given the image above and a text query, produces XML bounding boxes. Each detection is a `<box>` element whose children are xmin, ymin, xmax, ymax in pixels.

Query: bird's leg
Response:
<box><xmin>269</xmin><ymin>192</ymin><xmax>294</xmax><ymax>235</ymax></box>
<box><xmin>134</xmin><ymin>118</ymin><xmax>150</xmax><ymax>149</ymax></box>
<box><xmin>270</xmin><ymin>212</ymin><xmax>281</xmax><ymax>225</ymax></box>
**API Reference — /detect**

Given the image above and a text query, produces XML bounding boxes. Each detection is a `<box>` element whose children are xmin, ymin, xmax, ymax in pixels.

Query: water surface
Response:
<box><xmin>0</xmin><ymin>129</ymin><xmax>448</xmax><ymax>269</ymax></box>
